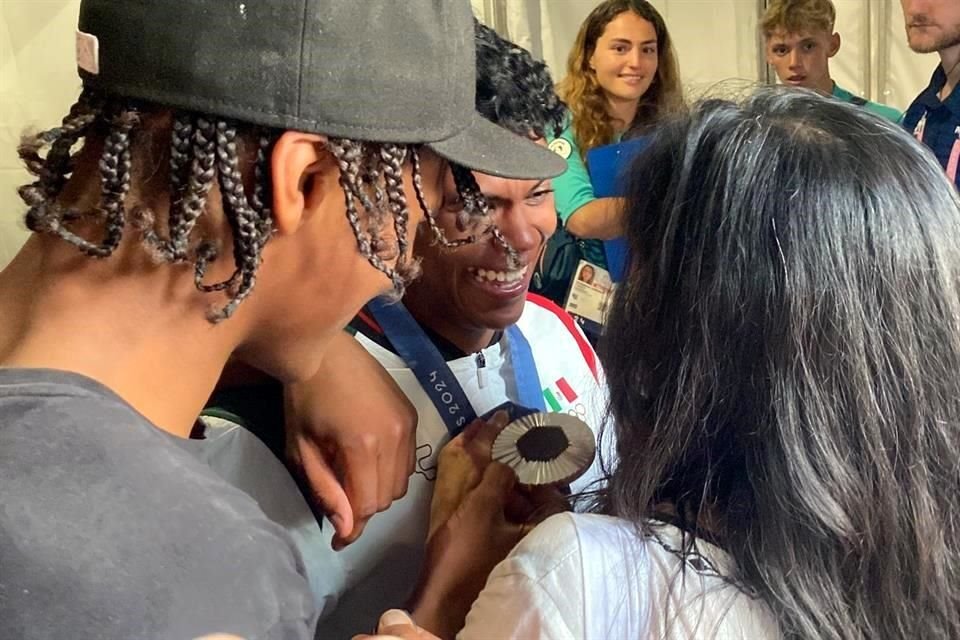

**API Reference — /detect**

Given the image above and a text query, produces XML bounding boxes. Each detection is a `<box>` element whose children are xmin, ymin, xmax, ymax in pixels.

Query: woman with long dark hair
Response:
<box><xmin>368</xmin><ymin>87</ymin><xmax>960</xmax><ymax>640</ymax></box>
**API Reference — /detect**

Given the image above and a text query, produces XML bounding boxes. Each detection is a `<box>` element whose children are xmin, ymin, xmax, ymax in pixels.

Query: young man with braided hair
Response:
<box><xmin>0</xmin><ymin>1</ymin><xmax>563</xmax><ymax>639</ymax></box>
<box><xmin>196</xmin><ymin>21</ymin><xmax>607</xmax><ymax>637</ymax></box>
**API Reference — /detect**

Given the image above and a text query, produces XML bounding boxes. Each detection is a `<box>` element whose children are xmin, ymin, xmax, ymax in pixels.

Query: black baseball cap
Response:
<box><xmin>75</xmin><ymin>0</ymin><xmax>566</xmax><ymax>180</ymax></box>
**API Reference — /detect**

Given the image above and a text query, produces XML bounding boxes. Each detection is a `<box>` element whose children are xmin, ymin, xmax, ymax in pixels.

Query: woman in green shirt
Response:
<box><xmin>549</xmin><ymin>0</ymin><xmax>684</xmax><ymax>250</ymax></box>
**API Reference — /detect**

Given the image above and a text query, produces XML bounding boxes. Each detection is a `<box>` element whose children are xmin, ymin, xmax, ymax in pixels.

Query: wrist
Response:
<box><xmin>409</xmin><ymin>581</ymin><xmax>474</xmax><ymax>640</ymax></box>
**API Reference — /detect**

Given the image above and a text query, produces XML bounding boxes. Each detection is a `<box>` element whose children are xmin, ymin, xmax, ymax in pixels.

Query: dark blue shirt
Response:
<box><xmin>903</xmin><ymin>65</ymin><xmax>960</xmax><ymax>187</ymax></box>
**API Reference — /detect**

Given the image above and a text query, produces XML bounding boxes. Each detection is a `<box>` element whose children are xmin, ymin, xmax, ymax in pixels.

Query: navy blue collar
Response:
<box><xmin>917</xmin><ymin>65</ymin><xmax>960</xmax><ymax>119</ymax></box>
<box><xmin>366</xmin><ymin>297</ymin><xmax>545</xmax><ymax>436</ymax></box>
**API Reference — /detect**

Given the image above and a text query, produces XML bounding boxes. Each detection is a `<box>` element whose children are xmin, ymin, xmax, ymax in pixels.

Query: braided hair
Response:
<box><xmin>17</xmin><ymin>88</ymin><xmax>474</xmax><ymax>321</ymax></box>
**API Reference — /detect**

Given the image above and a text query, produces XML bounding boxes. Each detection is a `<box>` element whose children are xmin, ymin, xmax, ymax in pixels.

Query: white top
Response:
<box><xmin>460</xmin><ymin>513</ymin><xmax>780</xmax><ymax>640</ymax></box>
<box><xmin>317</xmin><ymin>295</ymin><xmax>610</xmax><ymax>637</ymax></box>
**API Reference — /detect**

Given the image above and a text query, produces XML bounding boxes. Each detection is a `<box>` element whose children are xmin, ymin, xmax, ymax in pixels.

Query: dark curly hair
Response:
<box><xmin>474</xmin><ymin>19</ymin><xmax>566</xmax><ymax>140</ymax></box>
<box><xmin>430</xmin><ymin>19</ymin><xmax>564</xmax><ymax>264</ymax></box>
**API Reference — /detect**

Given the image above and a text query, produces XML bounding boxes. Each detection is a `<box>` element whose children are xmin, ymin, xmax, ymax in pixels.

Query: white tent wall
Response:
<box><xmin>504</xmin><ymin>0</ymin><xmax>762</xmax><ymax>96</ymax></box>
<box><xmin>1</xmin><ymin>0</ymin><xmax>82</xmax><ymax>270</ymax></box>
<box><xmin>0</xmin><ymin>0</ymin><xmax>945</xmax><ymax>269</ymax></box>
<box><xmin>880</xmin><ymin>0</ymin><xmax>938</xmax><ymax>110</ymax></box>
<box><xmin>829</xmin><ymin>1</ymin><xmax>937</xmax><ymax>109</ymax></box>
<box><xmin>493</xmin><ymin>0</ymin><xmax>937</xmax><ymax>107</ymax></box>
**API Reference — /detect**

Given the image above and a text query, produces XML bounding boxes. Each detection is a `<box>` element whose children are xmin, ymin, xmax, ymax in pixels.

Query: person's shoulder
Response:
<box><xmin>519</xmin><ymin>295</ymin><xmax>597</xmax><ymax>371</ymax></box>
<box><xmin>0</xmin><ymin>368</ymin><xmax>148</xmax><ymax>427</ymax></box>
<box><xmin>461</xmin><ymin>513</ymin><xmax>591</xmax><ymax>639</ymax></box>
<box><xmin>0</xmin><ymin>373</ymin><xmax>317</xmax><ymax>639</ymax></box>
<box><xmin>547</xmin><ymin>113</ymin><xmax>578</xmax><ymax>161</ymax></box>
<box><xmin>831</xmin><ymin>85</ymin><xmax>904</xmax><ymax>125</ymax></box>
<box><xmin>642</xmin><ymin>520</ymin><xmax>737</xmax><ymax>578</ymax></box>
<box><xmin>153</xmin><ymin>451</ymin><xmax>318</xmax><ymax>637</ymax></box>
<box><xmin>520</xmin><ymin>513</ymin><xmax>736</xmax><ymax>591</ymax></box>
<box><xmin>902</xmin><ymin>99</ymin><xmax>925</xmax><ymax>129</ymax></box>
<box><xmin>864</xmin><ymin>100</ymin><xmax>903</xmax><ymax>124</ymax></box>
<box><xmin>902</xmin><ymin>67</ymin><xmax>946</xmax><ymax>126</ymax></box>
<box><xmin>520</xmin><ymin>293</ymin><xmax>571</xmax><ymax>323</ymax></box>
<box><xmin>491</xmin><ymin>514</ymin><xmax>646</xmax><ymax>638</ymax></box>
<box><xmin>547</xmin><ymin>111</ymin><xmax>574</xmax><ymax>140</ymax></box>
<box><xmin>831</xmin><ymin>83</ymin><xmax>856</xmax><ymax>103</ymax></box>
<box><xmin>351</xmin><ymin>324</ymin><xmax>406</xmax><ymax>369</ymax></box>
<box><xmin>519</xmin><ymin>294</ymin><xmax>584</xmax><ymax>340</ymax></box>
<box><xmin>506</xmin><ymin>513</ymin><xmax>635</xmax><ymax>570</ymax></box>
<box><xmin>187</xmin><ymin>515</ymin><xmax>318</xmax><ymax>635</ymax></box>
<box><xmin>493</xmin><ymin>513</ymin><xmax>586</xmax><ymax>585</ymax></box>
<box><xmin>641</xmin><ymin>522</ymin><xmax>780</xmax><ymax>637</ymax></box>
<box><xmin>503</xmin><ymin>514</ymin><xmax>780</xmax><ymax>639</ymax></box>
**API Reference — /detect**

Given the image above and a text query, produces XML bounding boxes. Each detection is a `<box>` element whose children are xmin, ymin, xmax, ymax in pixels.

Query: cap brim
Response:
<box><xmin>426</xmin><ymin>114</ymin><xmax>567</xmax><ymax>180</ymax></box>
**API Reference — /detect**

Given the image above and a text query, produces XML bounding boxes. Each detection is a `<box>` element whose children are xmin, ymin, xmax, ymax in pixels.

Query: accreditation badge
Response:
<box><xmin>563</xmin><ymin>259</ymin><xmax>616</xmax><ymax>330</ymax></box>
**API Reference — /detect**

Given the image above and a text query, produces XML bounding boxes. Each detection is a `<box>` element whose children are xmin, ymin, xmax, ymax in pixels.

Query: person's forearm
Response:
<box><xmin>216</xmin><ymin>330</ymin><xmax>357</xmax><ymax>392</ymax></box>
<box><xmin>215</xmin><ymin>358</ymin><xmax>274</xmax><ymax>391</ymax></box>
<box><xmin>564</xmin><ymin>197</ymin><xmax>626</xmax><ymax>240</ymax></box>
<box><xmin>411</xmin><ymin>593</ymin><xmax>467</xmax><ymax>640</ymax></box>
<box><xmin>407</xmin><ymin>537</ymin><xmax>494</xmax><ymax>640</ymax></box>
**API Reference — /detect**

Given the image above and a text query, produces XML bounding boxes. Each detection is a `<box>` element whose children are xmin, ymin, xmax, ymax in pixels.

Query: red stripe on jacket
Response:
<box><xmin>525</xmin><ymin>293</ymin><xmax>599</xmax><ymax>380</ymax></box>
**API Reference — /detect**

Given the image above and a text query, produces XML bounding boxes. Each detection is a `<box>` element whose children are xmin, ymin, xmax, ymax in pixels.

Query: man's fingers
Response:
<box><xmin>469</xmin><ymin>462</ymin><xmax>517</xmax><ymax>512</ymax></box>
<box><xmin>393</xmin><ymin>433</ymin><xmax>414</xmax><ymax>500</ymax></box>
<box><xmin>348</xmin><ymin>609</ymin><xmax>435</xmax><ymax>640</ymax></box>
<box><xmin>378</xmin><ymin>609</ymin><xmax>415</xmax><ymax>630</ymax></box>
<box><xmin>335</xmin><ymin>441</ymin><xmax>382</xmax><ymax>549</ymax></box>
<box><xmin>297</xmin><ymin>438</ymin><xmax>354</xmax><ymax>540</ymax></box>
<box><xmin>457</xmin><ymin>417</ymin><xmax>486</xmax><ymax>442</ymax></box>
<box><xmin>377</xmin><ymin>447</ymin><xmax>395</xmax><ymax>512</ymax></box>
<box><xmin>444</xmin><ymin>410</ymin><xmax>506</xmax><ymax>462</ymax></box>
<box><xmin>472</xmin><ymin>410</ymin><xmax>510</xmax><ymax>450</ymax></box>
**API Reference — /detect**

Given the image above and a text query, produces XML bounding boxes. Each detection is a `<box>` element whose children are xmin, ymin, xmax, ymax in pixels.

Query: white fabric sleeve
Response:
<box><xmin>457</xmin><ymin>513</ymin><xmax>585</xmax><ymax>640</ymax></box>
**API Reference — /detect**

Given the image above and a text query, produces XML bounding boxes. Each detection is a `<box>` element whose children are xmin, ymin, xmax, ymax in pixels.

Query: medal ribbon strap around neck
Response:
<box><xmin>504</xmin><ymin>325</ymin><xmax>546</xmax><ymax>412</ymax></box>
<box><xmin>367</xmin><ymin>296</ymin><xmax>477</xmax><ymax>436</ymax></box>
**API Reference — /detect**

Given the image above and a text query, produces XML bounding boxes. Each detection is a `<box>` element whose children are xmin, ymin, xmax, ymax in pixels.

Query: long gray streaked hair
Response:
<box><xmin>600</xmin><ymin>86</ymin><xmax>960</xmax><ymax>639</ymax></box>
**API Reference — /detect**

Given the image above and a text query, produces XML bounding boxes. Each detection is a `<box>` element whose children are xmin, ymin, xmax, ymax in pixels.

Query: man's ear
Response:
<box><xmin>828</xmin><ymin>32</ymin><xmax>841</xmax><ymax>58</ymax></box>
<box><xmin>270</xmin><ymin>130</ymin><xmax>334</xmax><ymax>236</ymax></box>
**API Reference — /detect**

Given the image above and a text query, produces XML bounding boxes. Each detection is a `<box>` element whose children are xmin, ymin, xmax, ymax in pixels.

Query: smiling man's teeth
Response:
<box><xmin>469</xmin><ymin>266</ymin><xmax>528</xmax><ymax>283</ymax></box>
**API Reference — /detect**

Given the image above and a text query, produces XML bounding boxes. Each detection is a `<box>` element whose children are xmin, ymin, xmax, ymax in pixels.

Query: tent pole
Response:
<box><xmin>757</xmin><ymin>0</ymin><xmax>775</xmax><ymax>84</ymax></box>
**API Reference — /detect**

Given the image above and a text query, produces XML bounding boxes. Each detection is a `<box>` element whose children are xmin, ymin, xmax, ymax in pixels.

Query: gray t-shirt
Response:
<box><xmin>0</xmin><ymin>368</ymin><xmax>318</xmax><ymax>640</ymax></box>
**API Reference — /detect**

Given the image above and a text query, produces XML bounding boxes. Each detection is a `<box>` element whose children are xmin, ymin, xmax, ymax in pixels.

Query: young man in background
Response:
<box><xmin>762</xmin><ymin>0</ymin><xmax>902</xmax><ymax>122</ymax></box>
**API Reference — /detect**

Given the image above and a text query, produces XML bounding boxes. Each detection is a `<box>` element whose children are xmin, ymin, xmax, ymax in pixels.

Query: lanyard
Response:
<box><xmin>947</xmin><ymin>128</ymin><xmax>960</xmax><ymax>185</ymax></box>
<box><xmin>505</xmin><ymin>323</ymin><xmax>545</xmax><ymax>413</ymax></box>
<box><xmin>914</xmin><ymin>112</ymin><xmax>960</xmax><ymax>184</ymax></box>
<box><xmin>366</xmin><ymin>296</ymin><xmax>545</xmax><ymax>436</ymax></box>
<box><xmin>913</xmin><ymin>111</ymin><xmax>927</xmax><ymax>143</ymax></box>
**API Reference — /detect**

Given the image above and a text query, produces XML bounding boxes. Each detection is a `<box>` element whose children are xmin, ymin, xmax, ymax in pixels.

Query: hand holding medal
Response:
<box><xmin>427</xmin><ymin>403</ymin><xmax>597</xmax><ymax>542</ymax></box>
<box><xmin>491</xmin><ymin>411</ymin><xmax>596</xmax><ymax>487</ymax></box>
<box><xmin>418</xmin><ymin>406</ymin><xmax>598</xmax><ymax>636</ymax></box>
